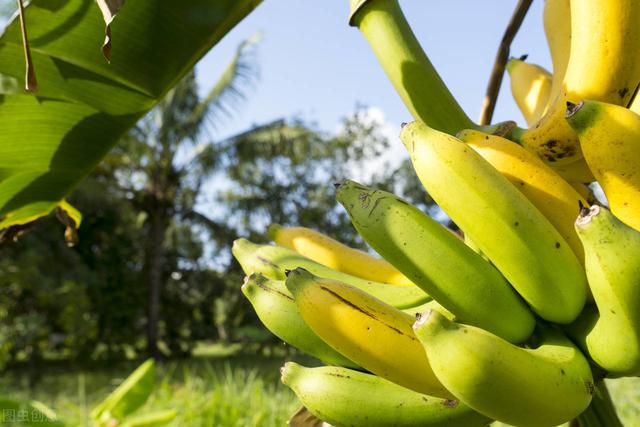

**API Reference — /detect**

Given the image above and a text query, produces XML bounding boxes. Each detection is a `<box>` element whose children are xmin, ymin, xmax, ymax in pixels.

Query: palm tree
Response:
<box><xmin>108</xmin><ymin>33</ymin><xmax>272</xmax><ymax>358</ymax></box>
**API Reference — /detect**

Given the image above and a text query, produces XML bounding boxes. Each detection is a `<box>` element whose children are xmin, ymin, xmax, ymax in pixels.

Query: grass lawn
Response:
<box><xmin>1</xmin><ymin>343</ymin><xmax>638</xmax><ymax>426</ymax></box>
<box><xmin>0</xmin><ymin>343</ymin><xmax>303</xmax><ymax>426</ymax></box>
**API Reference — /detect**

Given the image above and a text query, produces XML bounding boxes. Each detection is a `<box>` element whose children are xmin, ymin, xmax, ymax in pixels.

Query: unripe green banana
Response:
<box><xmin>568</xmin><ymin>205</ymin><xmax>640</xmax><ymax>376</ymax></box>
<box><xmin>286</xmin><ymin>268</ymin><xmax>452</xmax><ymax>399</ymax></box>
<box><xmin>241</xmin><ymin>273</ymin><xmax>357</xmax><ymax>368</ymax></box>
<box><xmin>335</xmin><ymin>180</ymin><xmax>534</xmax><ymax>343</ymax></box>
<box><xmin>281</xmin><ymin>362</ymin><xmax>492</xmax><ymax>427</ymax></box>
<box><xmin>232</xmin><ymin>238</ymin><xmax>429</xmax><ymax>309</ymax></box>
<box><xmin>348</xmin><ymin>0</ymin><xmax>474</xmax><ymax>135</ymax></box>
<box><xmin>401</xmin><ymin>121</ymin><xmax>587</xmax><ymax>324</ymax></box>
<box><xmin>414</xmin><ymin>311</ymin><xmax>594</xmax><ymax>427</ymax></box>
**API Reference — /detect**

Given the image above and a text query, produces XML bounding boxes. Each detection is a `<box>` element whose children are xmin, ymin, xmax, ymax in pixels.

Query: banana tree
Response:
<box><xmin>0</xmin><ymin>0</ymin><xmax>262</xmax><ymax>242</ymax></box>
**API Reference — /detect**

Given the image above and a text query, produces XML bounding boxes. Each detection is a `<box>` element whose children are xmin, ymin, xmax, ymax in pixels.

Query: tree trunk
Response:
<box><xmin>146</xmin><ymin>210</ymin><xmax>166</xmax><ymax>359</ymax></box>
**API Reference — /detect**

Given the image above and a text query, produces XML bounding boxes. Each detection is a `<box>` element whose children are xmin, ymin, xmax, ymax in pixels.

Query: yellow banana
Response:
<box><xmin>457</xmin><ymin>129</ymin><xmax>586</xmax><ymax>259</ymax></box>
<box><xmin>506</xmin><ymin>57</ymin><xmax>552</xmax><ymax>126</ymax></box>
<box><xmin>568</xmin><ymin>205</ymin><xmax>640</xmax><ymax>376</ymax></box>
<box><xmin>285</xmin><ymin>268</ymin><xmax>452</xmax><ymax>399</ymax></box>
<box><xmin>267</xmin><ymin>224</ymin><xmax>413</xmax><ymax>286</ymax></box>
<box><xmin>565</xmin><ymin>100</ymin><xmax>640</xmax><ymax>231</ymax></box>
<box><xmin>401</xmin><ymin>121</ymin><xmax>587</xmax><ymax>324</ymax></box>
<box><xmin>241</xmin><ymin>273</ymin><xmax>358</xmax><ymax>368</ymax></box>
<box><xmin>414</xmin><ymin>311</ymin><xmax>594</xmax><ymax>427</ymax></box>
<box><xmin>542</xmin><ymin>0</ymin><xmax>571</xmax><ymax>116</ymax></box>
<box><xmin>516</xmin><ymin>0</ymin><xmax>640</xmax><ymax>176</ymax></box>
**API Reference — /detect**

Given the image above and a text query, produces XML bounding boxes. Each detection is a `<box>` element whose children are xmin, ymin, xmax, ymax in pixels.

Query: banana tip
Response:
<box><xmin>280</xmin><ymin>362</ymin><xmax>298</xmax><ymax>385</ymax></box>
<box><xmin>413</xmin><ymin>309</ymin><xmax>433</xmax><ymax>330</ymax></box>
<box><xmin>565</xmin><ymin>101</ymin><xmax>584</xmax><ymax>119</ymax></box>
<box><xmin>576</xmin><ymin>204</ymin><xmax>601</xmax><ymax>226</ymax></box>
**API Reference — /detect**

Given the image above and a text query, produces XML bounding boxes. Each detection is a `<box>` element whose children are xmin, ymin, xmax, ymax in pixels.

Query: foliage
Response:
<box><xmin>0</xmin><ymin>0</ymin><xmax>261</xmax><ymax>236</ymax></box>
<box><xmin>0</xmin><ymin>96</ymin><xmax>429</xmax><ymax>365</ymax></box>
<box><xmin>0</xmin><ymin>352</ymin><xmax>302</xmax><ymax>426</ymax></box>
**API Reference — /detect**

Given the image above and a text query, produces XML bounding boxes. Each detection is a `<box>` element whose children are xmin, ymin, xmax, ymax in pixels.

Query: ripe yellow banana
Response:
<box><xmin>516</xmin><ymin>0</ymin><xmax>640</xmax><ymax>176</ymax></box>
<box><xmin>285</xmin><ymin>268</ymin><xmax>452</xmax><ymax>399</ymax></box>
<box><xmin>401</xmin><ymin>121</ymin><xmax>587</xmax><ymax>324</ymax></box>
<box><xmin>565</xmin><ymin>100</ymin><xmax>640</xmax><ymax>231</ymax></box>
<box><xmin>506</xmin><ymin>57</ymin><xmax>552</xmax><ymax>126</ymax></box>
<box><xmin>267</xmin><ymin>224</ymin><xmax>413</xmax><ymax>286</ymax></box>
<box><xmin>542</xmin><ymin>0</ymin><xmax>570</xmax><ymax>116</ymax></box>
<box><xmin>281</xmin><ymin>362</ymin><xmax>491</xmax><ymax>427</ymax></box>
<box><xmin>241</xmin><ymin>273</ymin><xmax>357</xmax><ymax>368</ymax></box>
<box><xmin>457</xmin><ymin>129</ymin><xmax>587</xmax><ymax>259</ymax></box>
<box><xmin>335</xmin><ymin>180</ymin><xmax>534</xmax><ymax>343</ymax></box>
<box><xmin>568</xmin><ymin>206</ymin><xmax>640</xmax><ymax>376</ymax></box>
<box><xmin>414</xmin><ymin>311</ymin><xmax>594</xmax><ymax>427</ymax></box>
<box><xmin>232</xmin><ymin>238</ymin><xmax>430</xmax><ymax>308</ymax></box>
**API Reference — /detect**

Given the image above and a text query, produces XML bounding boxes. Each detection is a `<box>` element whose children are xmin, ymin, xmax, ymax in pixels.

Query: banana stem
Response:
<box><xmin>349</xmin><ymin>0</ymin><xmax>475</xmax><ymax>135</ymax></box>
<box><xmin>577</xmin><ymin>381</ymin><xmax>623</xmax><ymax>427</ymax></box>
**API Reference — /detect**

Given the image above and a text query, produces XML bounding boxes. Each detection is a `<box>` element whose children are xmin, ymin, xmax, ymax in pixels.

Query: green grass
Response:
<box><xmin>0</xmin><ymin>346</ymin><xmax>304</xmax><ymax>426</ymax></box>
<box><xmin>1</xmin><ymin>344</ymin><xmax>639</xmax><ymax>426</ymax></box>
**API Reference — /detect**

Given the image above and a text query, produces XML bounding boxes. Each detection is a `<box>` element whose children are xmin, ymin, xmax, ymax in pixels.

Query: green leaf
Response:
<box><xmin>0</xmin><ymin>0</ymin><xmax>262</xmax><ymax>235</ymax></box>
<box><xmin>120</xmin><ymin>409</ymin><xmax>178</xmax><ymax>427</ymax></box>
<box><xmin>0</xmin><ymin>397</ymin><xmax>64</xmax><ymax>426</ymax></box>
<box><xmin>90</xmin><ymin>359</ymin><xmax>155</xmax><ymax>423</ymax></box>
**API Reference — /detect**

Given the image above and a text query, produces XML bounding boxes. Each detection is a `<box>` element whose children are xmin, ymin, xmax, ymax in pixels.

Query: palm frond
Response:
<box><xmin>190</xmin><ymin>31</ymin><xmax>263</xmax><ymax>130</ymax></box>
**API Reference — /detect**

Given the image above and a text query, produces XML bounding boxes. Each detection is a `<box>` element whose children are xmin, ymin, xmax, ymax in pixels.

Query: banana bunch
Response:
<box><xmin>230</xmin><ymin>0</ymin><xmax>640</xmax><ymax>425</ymax></box>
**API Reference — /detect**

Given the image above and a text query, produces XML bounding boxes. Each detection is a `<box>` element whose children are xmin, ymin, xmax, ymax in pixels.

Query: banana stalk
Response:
<box><xmin>348</xmin><ymin>0</ymin><xmax>474</xmax><ymax>134</ymax></box>
<box><xmin>577</xmin><ymin>381</ymin><xmax>624</xmax><ymax>427</ymax></box>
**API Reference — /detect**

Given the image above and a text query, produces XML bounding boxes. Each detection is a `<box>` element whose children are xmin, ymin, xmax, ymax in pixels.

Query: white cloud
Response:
<box><xmin>335</xmin><ymin>106</ymin><xmax>408</xmax><ymax>183</ymax></box>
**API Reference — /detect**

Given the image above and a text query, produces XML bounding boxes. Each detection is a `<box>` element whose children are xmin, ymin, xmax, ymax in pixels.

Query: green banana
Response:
<box><xmin>348</xmin><ymin>0</ymin><xmax>474</xmax><ymax>135</ymax></box>
<box><xmin>568</xmin><ymin>205</ymin><xmax>640</xmax><ymax>376</ymax></box>
<box><xmin>241</xmin><ymin>273</ymin><xmax>358</xmax><ymax>368</ymax></box>
<box><xmin>232</xmin><ymin>238</ymin><xmax>430</xmax><ymax>309</ymax></box>
<box><xmin>335</xmin><ymin>180</ymin><xmax>534</xmax><ymax>343</ymax></box>
<box><xmin>401</xmin><ymin>121</ymin><xmax>587</xmax><ymax>324</ymax></box>
<box><xmin>281</xmin><ymin>362</ymin><xmax>492</xmax><ymax>427</ymax></box>
<box><xmin>414</xmin><ymin>310</ymin><xmax>594</xmax><ymax>427</ymax></box>
<box><xmin>286</xmin><ymin>268</ymin><xmax>452</xmax><ymax>399</ymax></box>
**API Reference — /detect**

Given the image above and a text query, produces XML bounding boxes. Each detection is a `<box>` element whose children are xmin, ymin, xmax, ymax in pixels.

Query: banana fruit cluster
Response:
<box><xmin>231</xmin><ymin>0</ymin><xmax>640</xmax><ymax>425</ymax></box>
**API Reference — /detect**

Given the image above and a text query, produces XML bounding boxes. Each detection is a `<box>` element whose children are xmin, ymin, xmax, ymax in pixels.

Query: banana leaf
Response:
<box><xmin>0</xmin><ymin>0</ymin><xmax>262</xmax><ymax>238</ymax></box>
<box><xmin>91</xmin><ymin>359</ymin><xmax>155</xmax><ymax>423</ymax></box>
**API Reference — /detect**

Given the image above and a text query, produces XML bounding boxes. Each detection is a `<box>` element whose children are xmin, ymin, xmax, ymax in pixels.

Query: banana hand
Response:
<box><xmin>401</xmin><ymin>121</ymin><xmax>587</xmax><ymax>324</ymax></box>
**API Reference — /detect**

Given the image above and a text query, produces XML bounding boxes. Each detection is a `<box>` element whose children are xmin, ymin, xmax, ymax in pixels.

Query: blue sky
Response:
<box><xmin>197</xmin><ymin>1</ymin><xmax>550</xmax><ymax>141</ymax></box>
